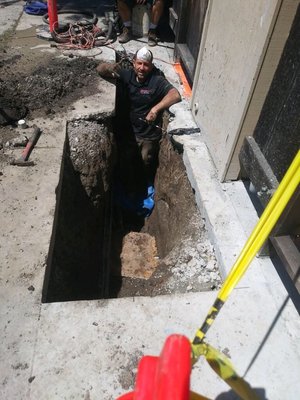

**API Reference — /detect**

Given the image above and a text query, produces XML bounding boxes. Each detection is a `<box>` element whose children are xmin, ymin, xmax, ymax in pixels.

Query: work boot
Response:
<box><xmin>148</xmin><ymin>29</ymin><xmax>158</xmax><ymax>46</ymax></box>
<box><xmin>118</xmin><ymin>27</ymin><xmax>133</xmax><ymax>43</ymax></box>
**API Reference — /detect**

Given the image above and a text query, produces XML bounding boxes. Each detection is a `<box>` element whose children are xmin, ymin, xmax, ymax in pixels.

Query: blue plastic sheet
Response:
<box><xmin>114</xmin><ymin>182</ymin><xmax>155</xmax><ymax>217</ymax></box>
<box><xmin>24</xmin><ymin>1</ymin><xmax>48</xmax><ymax>16</ymax></box>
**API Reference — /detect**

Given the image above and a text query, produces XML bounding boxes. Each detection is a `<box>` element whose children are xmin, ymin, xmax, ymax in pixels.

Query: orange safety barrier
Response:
<box><xmin>117</xmin><ymin>335</ymin><xmax>191</xmax><ymax>400</ymax></box>
<box><xmin>173</xmin><ymin>63</ymin><xmax>192</xmax><ymax>99</ymax></box>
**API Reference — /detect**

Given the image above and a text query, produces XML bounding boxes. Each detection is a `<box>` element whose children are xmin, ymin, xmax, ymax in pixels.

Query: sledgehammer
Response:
<box><xmin>10</xmin><ymin>126</ymin><xmax>42</xmax><ymax>166</ymax></box>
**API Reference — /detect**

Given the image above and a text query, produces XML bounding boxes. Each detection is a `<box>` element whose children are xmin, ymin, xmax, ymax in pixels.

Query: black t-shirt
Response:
<box><xmin>119</xmin><ymin>67</ymin><xmax>174</xmax><ymax>140</ymax></box>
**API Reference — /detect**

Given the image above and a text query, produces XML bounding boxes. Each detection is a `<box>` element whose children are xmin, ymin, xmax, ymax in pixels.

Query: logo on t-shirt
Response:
<box><xmin>140</xmin><ymin>89</ymin><xmax>153</xmax><ymax>95</ymax></box>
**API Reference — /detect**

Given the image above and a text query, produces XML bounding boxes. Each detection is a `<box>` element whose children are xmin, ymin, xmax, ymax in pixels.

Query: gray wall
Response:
<box><xmin>191</xmin><ymin>0</ymin><xmax>289</xmax><ymax>181</ymax></box>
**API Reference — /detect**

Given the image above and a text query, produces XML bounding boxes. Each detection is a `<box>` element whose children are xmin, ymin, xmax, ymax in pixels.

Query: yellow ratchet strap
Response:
<box><xmin>196</xmin><ymin>342</ymin><xmax>260</xmax><ymax>400</ymax></box>
<box><xmin>189</xmin><ymin>150</ymin><xmax>299</xmax><ymax>399</ymax></box>
<box><xmin>189</xmin><ymin>392</ymin><xmax>211</xmax><ymax>400</ymax></box>
<box><xmin>192</xmin><ymin>149</ymin><xmax>300</xmax><ymax>357</ymax></box>
<box><xmin>189</xmin><ymin>340</ymin><xmax>261</xmax><ymax>400</ymax></box>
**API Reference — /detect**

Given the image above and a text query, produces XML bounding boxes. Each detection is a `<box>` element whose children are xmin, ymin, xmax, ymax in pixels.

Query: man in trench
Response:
<box><xmin>97</xmin><ymin>46</ymin><xmax>181</xmax><ymax>204</ymax></box>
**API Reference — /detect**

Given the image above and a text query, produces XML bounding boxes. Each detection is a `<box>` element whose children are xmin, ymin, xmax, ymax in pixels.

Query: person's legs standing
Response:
<box><xmin>118</xmin><ymin>0</ymin><xmax>164</xmax><ymax>45</ymax></box>
<box><xmin>117</xmin><ymin>0</ymin><xmax>133</xmax><ymax>43</ymax></box>
<box><xmin>137</xmin><ymin>138</ymin><xmax>160</xmax><ymax>185</ymax></box>
<box><xmin>148</xmin><ymin>0</ymin><xmax>164</xmax><ymax>46</ymax></box>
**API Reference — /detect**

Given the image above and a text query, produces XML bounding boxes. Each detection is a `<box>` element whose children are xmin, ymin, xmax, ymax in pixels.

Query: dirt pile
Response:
<box><xmin>0</xmin><ymin>56</ymin><xmax>100</xmax><ymax>125</ymax></box>
<box><xmin>0</xmin><ymin>53</ymin><xmax>102</xmax><ymax>169</ymax></box>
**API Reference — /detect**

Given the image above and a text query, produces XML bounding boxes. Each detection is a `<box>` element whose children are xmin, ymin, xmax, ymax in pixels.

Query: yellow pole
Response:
<box><xmin>219</xmin><ymin>149</ymin><xmax>300</xmax><ymax>301</ymax></box>
<box><xmin>192</xmin><ymin>150</ymin><xmax>300</xmax><ymax>355</ymax></box>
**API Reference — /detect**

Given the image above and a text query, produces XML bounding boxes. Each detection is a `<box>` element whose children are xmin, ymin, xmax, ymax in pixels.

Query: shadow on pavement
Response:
<box><xmin>215</xmin><ymin>388</ymin><xmax>268</xmax><ymax>400</ymax></box>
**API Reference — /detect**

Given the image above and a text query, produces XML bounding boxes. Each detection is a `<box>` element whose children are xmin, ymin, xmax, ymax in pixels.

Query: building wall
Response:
<box><xmin>191</xmin><ymin>0</ymin><xmax>282</xmax><ymax>181</ymax></box>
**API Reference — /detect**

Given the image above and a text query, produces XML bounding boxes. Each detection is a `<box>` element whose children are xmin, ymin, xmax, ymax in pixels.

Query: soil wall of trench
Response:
<box><xmin>43</xmin><ymin>117</ymin><xmax>221</xmax><ymax>302</ymax></box>
<box><xmin>43</xmin><ymin>119</ymin><xmax>116</xmax><ymax>302</ymax></box>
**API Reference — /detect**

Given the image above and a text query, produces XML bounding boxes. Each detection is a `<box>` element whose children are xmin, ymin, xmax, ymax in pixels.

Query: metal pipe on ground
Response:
<box><xmin>47</xmin><ymin>0</ymin><xmax>58</xmax><ymax>32</ymax></box>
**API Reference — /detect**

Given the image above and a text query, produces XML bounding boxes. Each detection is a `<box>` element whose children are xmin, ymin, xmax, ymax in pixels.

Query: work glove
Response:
<box><xmin>96</xmin><ymin>61</ymin><xmax>122</xmax><ymax>79</ymax></box>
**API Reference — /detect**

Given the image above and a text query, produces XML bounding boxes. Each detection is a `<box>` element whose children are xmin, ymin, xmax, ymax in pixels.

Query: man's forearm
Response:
<box><xmin>147</xmin><ymin>88</ymin><xmax>181</xmax><ymax>122</ymax></box>
<box><xmin>96</xmin><ymin>62</ymin><xmax>122</xmax><ymax>79</ymax></box>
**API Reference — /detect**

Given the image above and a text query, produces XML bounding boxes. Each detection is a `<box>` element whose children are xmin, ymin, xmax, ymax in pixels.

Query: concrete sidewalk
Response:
<box><xmin>0</xmin><ymin>6</ymin><xmax>299</xmax><ymax>400</ymax></box>
<box><xmin>0</xmin><ymin>0</ymin><xmax>23</xmax><ymax>36</ymax></box>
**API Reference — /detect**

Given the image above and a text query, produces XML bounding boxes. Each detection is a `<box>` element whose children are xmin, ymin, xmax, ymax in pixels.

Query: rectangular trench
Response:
<box><xmin>42</xmin><ymin>114</ymin><xmax>221</xmax><ymax>303</ymax></box>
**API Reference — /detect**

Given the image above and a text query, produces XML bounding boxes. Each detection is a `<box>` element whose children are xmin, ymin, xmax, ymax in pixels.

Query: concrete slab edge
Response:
<box><xmin>0</xmin><ymin>3</ymin><xmax>23</xmax><ymax>38</ymax></box>
<box><xmin>179</xmin><ymin>137</ymin><xmax>241</xmax><ymax>278</ymax></box>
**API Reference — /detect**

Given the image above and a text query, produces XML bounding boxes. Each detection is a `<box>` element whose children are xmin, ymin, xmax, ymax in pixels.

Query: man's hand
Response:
<box><xmin>145</xmin><ymin>108</ymin><xmax>158</xmax><ymax>123</ymax></box>
<box><xmin>145</xmin><ymin>88</ymin><xmax>181</xmax><ymax>123</ymax></box>
<box><xmin>96</xmin><ymin>62</ymin><xmax>121</xmax><ymax>79</ymax></box>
